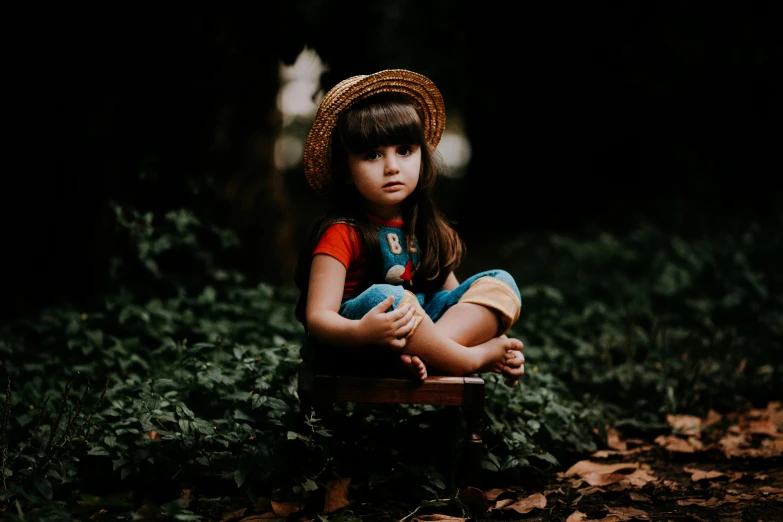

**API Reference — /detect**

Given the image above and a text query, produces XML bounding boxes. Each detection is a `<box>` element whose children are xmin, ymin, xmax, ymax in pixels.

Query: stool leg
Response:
<box><xmin>460</xmin><ymin>384</ymin><xmax>486</xmax><ymax>487</ymax></box>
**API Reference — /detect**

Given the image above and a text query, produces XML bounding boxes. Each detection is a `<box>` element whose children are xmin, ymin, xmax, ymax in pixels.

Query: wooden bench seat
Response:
<box><xmin>297</xmin><ymin>361</ymin><xmax>486</xmax><ymax>485</ymax></box>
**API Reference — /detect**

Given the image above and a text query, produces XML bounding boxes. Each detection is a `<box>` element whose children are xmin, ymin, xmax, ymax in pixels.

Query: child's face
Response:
<box><xmin>347</xmin><ymin>144</ymin><xmax>421</xmax><ymax>218</ymax></box>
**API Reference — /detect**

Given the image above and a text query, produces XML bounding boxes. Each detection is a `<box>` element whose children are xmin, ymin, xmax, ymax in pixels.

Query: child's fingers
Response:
<box><xmin>396</xmin><ymin>311</ymin><xmax>417</xmax><ymax>337</ymax></box>
<box><xmin>374</xmin><ymin>295</ymin><xmax>395</xmax><ymax>312</ymax></box>
<box><xmin>394</xmin><ymin>303</ymin><xmax>412</xmax><ymax>319</ymax></box>
<box><xmin>390</xmin><ymin>337</ymin><xmax>407</xmax><ymax>351</ymax></box>
<box><xmin>394</xmin><ymin>306</ymin><xmax>414</xmax><ymax>328</ymax></box>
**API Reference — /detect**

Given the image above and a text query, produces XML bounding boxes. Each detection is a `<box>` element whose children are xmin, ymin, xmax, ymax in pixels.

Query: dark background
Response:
<box><xmin>4</xmin><ymin>2</ymin><xmax>782</xmax><ymax>321</ymax></box>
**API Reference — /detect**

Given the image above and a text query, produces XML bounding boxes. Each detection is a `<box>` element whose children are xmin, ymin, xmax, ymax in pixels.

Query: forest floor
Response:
<box><xmin>125</xmin><ymin>402</ymin><xmax>782</xmax><ymax>522</ymax></box>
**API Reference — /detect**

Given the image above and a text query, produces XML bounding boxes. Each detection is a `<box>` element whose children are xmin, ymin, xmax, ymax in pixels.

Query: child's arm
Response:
<box><xmin>442</xmin><ymin>271</ymin><xmax>460</xmax><ymax>291</ymax></box>
<box><xmin>306</xmin><ymin>254</ymin><xmax>416</xmax><ymax>350</ymax></box>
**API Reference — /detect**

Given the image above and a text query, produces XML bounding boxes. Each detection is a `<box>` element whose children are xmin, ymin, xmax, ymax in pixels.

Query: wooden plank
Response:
<box><xmin>311</xmin><ymin>375</ymin><xmax>484</xmax><ymax>406</ymax></box>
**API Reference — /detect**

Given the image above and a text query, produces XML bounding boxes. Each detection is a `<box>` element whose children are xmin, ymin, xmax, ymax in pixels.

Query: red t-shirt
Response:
<box><xmin>313</xmin><ymin>216</ymin><xmax>404</xmax><ymax>298</ymax></box>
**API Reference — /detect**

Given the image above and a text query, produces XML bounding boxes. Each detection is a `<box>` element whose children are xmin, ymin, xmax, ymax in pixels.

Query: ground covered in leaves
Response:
<box><xmin>80</xmin><ymin>401</ymin><xmax>783</xmax><ymax>522</ymax></box>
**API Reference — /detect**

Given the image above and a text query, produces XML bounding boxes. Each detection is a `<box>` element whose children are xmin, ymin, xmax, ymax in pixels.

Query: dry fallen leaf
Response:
<box><xmin>654</xmin><ymin>434</ymin><xmax>696</xmax><ymax>453</ymax></box>
<box><xmin>626</xmin><ymin>466</ymin><xmax>658</xmax><ymax>487</ymax></box>
<box><xmin>718</xmin><ymin>432</ymin><xmax>747</xmax><ymax>457</ymax></box>
<box><xmin>581</xmin><ymin>471</ymin><xmax>633</xmax><ymax>487</ymax></box>
<box><xmin>566</xmin><ymin>510</ymin><xmax>587</xmax><ymax>522</ymax></box>
<box><xmin>662</xmin><ymin>479</ymin><xmax>683</xmax><ymax>490</ymax></box>
<box><xmin>747</xmin><ymin>401</ymin><xmax>783</xmax><ymax>423</ymax></box>
<box><xmin>458</xmin><ymin>486</ymin><xmax>488</xmax><ymax>516</ymax></box>
<box><xmin>605</xmin><ymin>504</ymin><xmax>650</xmax><ymax>520</ymax></box>
<box><xmin>757</xmin><ymin>437</ymin><xmax>783</xmax><ymax>457</ymax></box>
<box><xmin>746</xmin><ymin>419</ymin><xmax>779</xmax><ymax>437</ymax></box>
<box><xmin>607</xmin><ymin>426</ymin><xmax>627</xmax><ymax>450</ymax></box>
<box><xmin>605</xmin><ymin>481</ymin><xmax>634</xmax><ymax>492</ymax></box>
<box><xmin>323</xmin><ymin>477</ymin><xmax>351</xmax><ymax>513</ymax></box>
<box><xmin>493</xmin><ymin>498</ymin><xmax>514</xmax><ymax>510</ymax></box>
<box><xmin>667</xmin><ymin>414</ymin><xmax>702</xmax><ymax>437</ymax></box>
<box><xmin>702</xmin><ymin>409</ymin><xmax>723</xmax><ymax>428</ymax></box>
<box><xmin>683</xmin><ymin>467</ymin><xmax>726</xmax><ymax>482</ymax></box>
<box><xmin>502</xmin><ymin>492</ymin><xmax>546</xmax><ymax>514</ymax></box>
<box><xmin>576</xmin><ymin>485</ymin><xmax>605</xmax><ymax>497</ymax></box>
<box><xmin>270</xmin><ymin>500</ymin><xmax>302</xmax><ymax>517</ymax></box>
<box><xmin>565</xmin><ymin>460</ymin><xmax>654</xmax><ymax>488</ymax></box>
<box><xmin>564</xmin><ymin>460</ymin><xmax>639</xmax><ymax>478</ymax></box>
<box><xmin>677</xmin><ymin>497</ymin><xmax>722</xmax><ymax>507</ymax></box>
<box><xmin>629</xmin><ymin>492</ymin><xmax>651</xmax><ymax>502</ymax></box>
<box><xmin>483</xmin><ymin>488</ymin><xmax>507</xmax><ymax>501</ymax></box>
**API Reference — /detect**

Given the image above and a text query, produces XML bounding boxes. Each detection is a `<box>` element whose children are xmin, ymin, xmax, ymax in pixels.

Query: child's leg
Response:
<box><xmin>426</xmin><ymin>270</ymin><xmax>525</xmax><ymax>383</ymax></box>
<box><xmin>426</xmin><ymin>270</ymin><xmax>522</xmax><ymax>344</ymax></box>
<box><xmin>337</xmin><ymin>282</ymin><xmax>521</xmax><ymax>378</ymax></box>
<box><xmin>434</xmin><ymin>302</ymin><xmax>499</xmax><ymax>346</ymax></box>
<box><xmin>401</xmin><ymin>313</ymin><xmax>523</xmax><ymax>377</ymax></box>
<box><xmin>435</xmin><ymin>304</ymin><xmax>525</xmax><ymax>383</ymax></box>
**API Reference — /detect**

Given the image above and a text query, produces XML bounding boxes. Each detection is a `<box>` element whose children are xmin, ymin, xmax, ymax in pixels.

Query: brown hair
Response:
<box><xmin>294</xmin><ymin>93</ymin><xmax>464</xmax><ymax>326</ymax></box>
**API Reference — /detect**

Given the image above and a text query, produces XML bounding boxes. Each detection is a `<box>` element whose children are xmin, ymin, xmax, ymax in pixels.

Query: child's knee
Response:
<box><xmin>366</xmin><ymin>284</ymin><xmax>405</xmax><ymax>309</ymax></box>
<box><xmin>457</xmin><ymin>274</ymin><xmax>522</xmax><ymax>335</ymax></box>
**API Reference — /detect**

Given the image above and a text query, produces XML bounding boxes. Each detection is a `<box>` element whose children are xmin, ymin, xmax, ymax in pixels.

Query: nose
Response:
<box><xmin>384</xmin><ymin>154</ymin><xmax>400</xmax><ymax>175</ymax></box>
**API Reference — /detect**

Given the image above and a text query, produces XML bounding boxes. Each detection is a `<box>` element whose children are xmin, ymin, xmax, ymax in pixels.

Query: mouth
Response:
<box><xmin>383</xmin><ymin>181</ymin><xmax>403</xmax><ymax>188</ymax></box>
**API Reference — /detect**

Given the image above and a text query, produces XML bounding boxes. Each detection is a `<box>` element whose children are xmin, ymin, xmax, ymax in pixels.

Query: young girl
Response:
<box><xmin>294</xmin><ymin>69</ymin><xmax>524</xmax><ymax>385</ymax></box>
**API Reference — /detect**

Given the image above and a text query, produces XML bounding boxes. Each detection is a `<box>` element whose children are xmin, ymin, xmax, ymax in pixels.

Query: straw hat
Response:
<box><xmin>303</xmin><ymin>69</ymin><xmax>446</xmax><ymax>193</ymax></box>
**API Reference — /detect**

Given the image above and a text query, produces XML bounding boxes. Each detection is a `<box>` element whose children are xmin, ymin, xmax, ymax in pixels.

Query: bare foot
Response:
<box><xmin>476</xmin><ymin>335</ymin><xmax>524</xmax><ymax>374</ymax></box>
<box><xmin>499</xmin><ymin>347</ymin><xmax>525</xmax><ymax>387</ymax></box>
<box><xmin>400</xmin><ymin>354</ymin><xmax>428</xmax><ymax>381</ymax></box>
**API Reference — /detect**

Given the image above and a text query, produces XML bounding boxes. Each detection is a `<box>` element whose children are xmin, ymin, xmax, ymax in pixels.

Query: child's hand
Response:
<box><xmin>358</xmin><ymin>296</ymin><xmax>417</xmax><ymax>351</ymax></box>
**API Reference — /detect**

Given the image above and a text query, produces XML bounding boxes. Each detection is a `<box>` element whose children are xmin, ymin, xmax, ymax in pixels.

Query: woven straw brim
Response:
<box><xmin>303</xmin><ymin>69</ymin><xmax>446</xmax><ymax>193</ymax></box>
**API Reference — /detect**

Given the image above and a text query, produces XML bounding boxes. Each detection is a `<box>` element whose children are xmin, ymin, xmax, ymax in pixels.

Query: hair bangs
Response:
<box><xmin>337</xmin><ymin>95</ymin><xmax>425</xmax><ymax>154</ymax></box>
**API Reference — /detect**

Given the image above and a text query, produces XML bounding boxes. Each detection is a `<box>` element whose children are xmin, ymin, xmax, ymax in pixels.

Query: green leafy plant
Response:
<box><xmin>1</xmin><ymin>189</ymin><xmax>780</xmax><ymax>520</ymax></box>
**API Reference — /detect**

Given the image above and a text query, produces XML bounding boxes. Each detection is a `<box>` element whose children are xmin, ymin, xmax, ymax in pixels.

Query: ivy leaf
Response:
<box><xmin>234</xmin><ymin>469</ymin><xmax>246</xmax><ymax>488</ymax></box>
<box><xmin>234</xmin><ymin>409</ymin><xmax>253</xmax><ymax>421</ymax></box>
<box><xmin>530</xmin><ymin>452</ymin><xmax>560</xmax><ymax>466</ymax></box>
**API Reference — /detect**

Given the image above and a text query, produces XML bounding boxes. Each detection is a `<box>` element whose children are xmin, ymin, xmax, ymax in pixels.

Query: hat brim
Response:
<box><xmin>303</xmin><ymin>69</ymin><xmax>446</xmax><ymax>193</ymax></box>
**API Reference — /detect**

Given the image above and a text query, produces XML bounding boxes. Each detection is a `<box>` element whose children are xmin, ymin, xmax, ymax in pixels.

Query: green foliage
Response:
<box><xmin>498</xmin><ymin>219</ymin><xmax>783</xmax><ymax>422</ymax></box>
<box><xmin>1</xmin><ymin>197</ymin><xmax>780</xmax><ymax>519</ymax></box>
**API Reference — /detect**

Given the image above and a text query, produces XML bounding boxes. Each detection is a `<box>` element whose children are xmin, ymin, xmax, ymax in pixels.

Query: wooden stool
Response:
<box><xmin>297</xmin><ymin>361</ymin><xmax>486</xmax><ymax>486</ymax></box>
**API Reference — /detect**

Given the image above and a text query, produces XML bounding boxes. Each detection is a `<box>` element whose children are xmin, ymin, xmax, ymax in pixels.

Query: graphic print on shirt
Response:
<box><xmin>380</xmin><ymin>227</ymin><xmax>420</xmax><ymax>287</ymax></box>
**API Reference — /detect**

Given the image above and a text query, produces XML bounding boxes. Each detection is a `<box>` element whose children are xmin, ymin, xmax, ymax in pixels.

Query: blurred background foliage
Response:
<box><xmin>5</xmin><ymin>1</ymin><xmax>782</xmax><ymax>319</ymax></box>
<box><xmin>1</xmin><ymin>2</ymin><xmax>782</xmax><ymax>519</ymax></box>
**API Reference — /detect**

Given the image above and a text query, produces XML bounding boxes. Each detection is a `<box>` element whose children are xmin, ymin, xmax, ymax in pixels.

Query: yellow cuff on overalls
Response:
<box><xmin>457</xmin><ymin>277</ymin><xmax>521</xmax><ymax>335</ymax></box>
<box><xmin>399</xmin><ymin>290</ymin><xmax>426</xmax><ymax>338</ymax></box>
